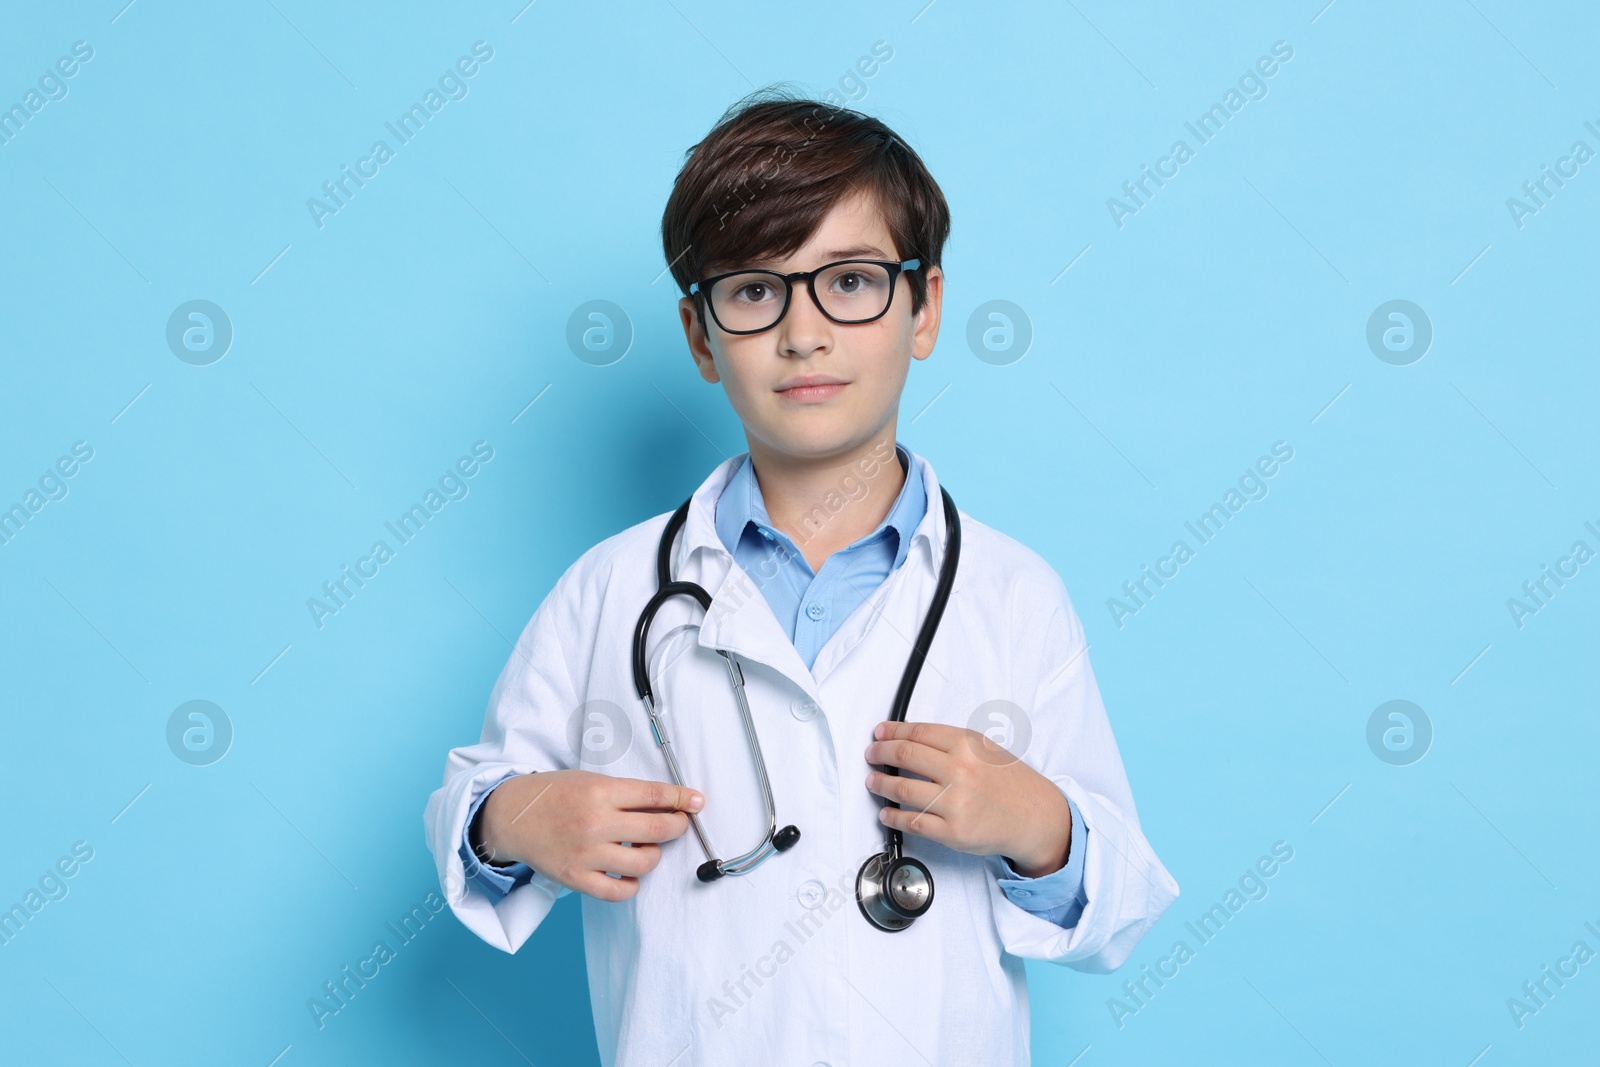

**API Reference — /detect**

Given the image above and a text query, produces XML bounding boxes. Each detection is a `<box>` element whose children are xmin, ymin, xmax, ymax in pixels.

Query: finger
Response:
<box><xmin>878</xmin><ymin>803</ymin><xmax>951</xmax><ymax>842</ymax></box>
<box><xmin>597</xmin><ymin>842</ymin><xmax>663</xmax><ymax>878</ymax></box>
<box><xmin>872</xmin><ymin>720</ymin><xmax>963</xmax><ymax>751</ymax></box>
<box><xmin>611</xmin><ymin>776</ymin><xmax>705</xmax><ymax>814</ymax></box>
<box><xmin>609</xmin><ymin>809</ymin><xmax>692</xmax><ymax>844</ymax></box>
<box><xmin>864</xmin><ymin>736</ymin><xmax>950</xmax><ymax>780</ymax></box>
<box><xmin>576</xmin><ymin>871</ymin><xmax>641</xmax><ymax>903</ymax></box>
<box><xmin>865</xmin><ymin>770</ymin><xmax>946</xmax><ymax>813</ymax></box>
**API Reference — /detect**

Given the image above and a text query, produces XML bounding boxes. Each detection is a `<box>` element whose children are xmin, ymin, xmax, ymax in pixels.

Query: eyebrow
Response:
<box><xmin>733</xmin><ymin>245</ymin><xmax>893</xmax><ymax>271</ymax></box>
<box><xmin>821</xmin><ymin>245</ymin><xmax>891</xmax><ymax>261</ymax></box>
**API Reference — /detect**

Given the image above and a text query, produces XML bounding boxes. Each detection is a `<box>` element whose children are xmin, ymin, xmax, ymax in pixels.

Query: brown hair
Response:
<box><xmin>660</xmin><ymin>86</ymin><xmax>950</xmax><ymax>328</ymax></box>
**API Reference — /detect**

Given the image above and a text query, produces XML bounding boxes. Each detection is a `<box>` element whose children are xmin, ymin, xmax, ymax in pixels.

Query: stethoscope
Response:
<box><xmin>630</xmin><ymin>463</ymin><xmax>961</xmax><ymax>933</ymax></box>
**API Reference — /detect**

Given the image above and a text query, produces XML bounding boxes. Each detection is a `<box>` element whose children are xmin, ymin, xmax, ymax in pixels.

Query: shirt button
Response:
<box><xmin>797</xmin><ymin>879</ymin><xmax>826</xmax><ymax>909</ymax></box>
<box><xmin>805</xmin><ymin>602</ymin><xmax>826</xmax><ymax>620</ymax></box>
<box><xmin>791</xmin><ymin>699</ymin><xmax>820</xmax><ymax>721</ymax></box>
<box><xmin>1013</xmin><ymin>887</ymin><xmax>1034</xmax><ymax>898</ymax></box>
<box><xmin>760</xmin><ymin>529</ymin><xmax>774</xmax><ymax>541</ymax></box>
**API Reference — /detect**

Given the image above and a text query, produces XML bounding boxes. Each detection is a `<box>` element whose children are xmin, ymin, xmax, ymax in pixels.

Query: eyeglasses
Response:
<box><xmin>690</xmin><ymin>258</ymin><xmax>922</xmax><ymax>336</ymax></box>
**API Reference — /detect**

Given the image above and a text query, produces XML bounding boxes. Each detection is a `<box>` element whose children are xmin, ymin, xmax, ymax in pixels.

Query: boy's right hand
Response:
<box><xmin>478</xmin><ymin>770</ymin><xmax>704</xmax><ymax>902</ymax></box>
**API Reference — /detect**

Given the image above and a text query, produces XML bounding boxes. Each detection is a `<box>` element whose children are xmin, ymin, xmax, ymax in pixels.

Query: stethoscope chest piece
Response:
<box><xmin>855</xmin><ymin>851</ymin><xmax>935</xmax><ymax>932</ymax></box>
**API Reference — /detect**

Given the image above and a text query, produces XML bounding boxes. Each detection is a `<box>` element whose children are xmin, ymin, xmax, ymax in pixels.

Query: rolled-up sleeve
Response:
<box><xmin>458</xmin><ymin>772</ymin><xmax>536</xmax><ymax>902</ymax></box>
<box><xmin>996</xmin><ymin>793</ymin><xmax>1088</xmax><ymax>927</ymax></box>
<box><xmin>986</xmin><ymin>576</ymin><xmax>1180</xmax><ymax>971</ymax></box>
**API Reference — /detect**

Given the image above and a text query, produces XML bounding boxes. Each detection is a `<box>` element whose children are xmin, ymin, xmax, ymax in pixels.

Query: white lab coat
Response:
<box><xmin>424</xmin><ymin>449</ymin><xmax>1179</xmax><ymax>1067</ymax></box>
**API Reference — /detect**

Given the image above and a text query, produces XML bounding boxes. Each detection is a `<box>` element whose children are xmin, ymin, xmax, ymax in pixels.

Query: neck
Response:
<box><xmin>745</xmin><ymin>428</ymin><xmax>906</xmax><ymax>567</ymax></box>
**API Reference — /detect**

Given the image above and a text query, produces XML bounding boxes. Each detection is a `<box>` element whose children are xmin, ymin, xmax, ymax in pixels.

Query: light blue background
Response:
<box><xmin>2</xmin><ymin>1</ymin><xmax>1596</xmax><ymax>1064</ymax></box>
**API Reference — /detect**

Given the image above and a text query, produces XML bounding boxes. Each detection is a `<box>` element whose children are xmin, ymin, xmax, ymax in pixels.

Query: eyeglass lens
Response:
<box><xmin>707</xmin><ymin>262</ymin><xmax>895</xmax><ymax>332</ymax></box>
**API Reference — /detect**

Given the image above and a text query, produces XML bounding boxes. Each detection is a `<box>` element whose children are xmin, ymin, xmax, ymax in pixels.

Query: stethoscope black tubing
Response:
<box><xmin>880</xmin><ymin>485</ymin><xmax>961</xmax><ymax>859</ymax></box>
<box><xmin>631</xmin><ymin>575</ymin><xmax>706</xmax><ymax>705</ymax></box>
<box><xmin>629</xmin><ymin>495</ymin><xmax>702</xmax><ymax>704</ymax></box>
<box><xmin>637</xmin><ymin>469</ymin><xmax>962</xmax><ymax>860</ymax></box>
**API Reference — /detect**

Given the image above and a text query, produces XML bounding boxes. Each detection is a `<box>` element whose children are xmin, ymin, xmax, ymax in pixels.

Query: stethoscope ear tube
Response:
<box><xmin>858</xmin><ymin>486</ymin><xmax>962</xmax><ymax>932</ymax></box>
<box><xmin>638</xmin><ymin>498</ymin><xmax>802</xmax><ymax>884</ymax></box>
<box><xmin>631</xmin><ymin>580</ymin><xmax>711</xmax><ymax>704</ymax></box>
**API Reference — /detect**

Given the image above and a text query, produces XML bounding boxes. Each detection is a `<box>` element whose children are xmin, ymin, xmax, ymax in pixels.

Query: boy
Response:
<box><xmin>424</xmin><ymin>90</ymin><xmax>1178</xmax><ymax>1066</ymax></box>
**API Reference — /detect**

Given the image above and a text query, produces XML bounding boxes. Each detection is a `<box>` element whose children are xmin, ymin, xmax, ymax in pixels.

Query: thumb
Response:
<box><xmin>676</xmin><ymin>784</ymin><xmax>705</xmax><ymax>813</ymax></box>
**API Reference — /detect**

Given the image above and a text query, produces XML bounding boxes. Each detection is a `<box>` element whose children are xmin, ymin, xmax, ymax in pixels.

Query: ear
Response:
<box><xmin>911</xmin><ymin>265</ymin><xmax>943</xmax><ymax>362</ymax></box>
<box><xmin>679</xmin><ymin>296</ymin><xmax>721</xmax><ymax>384</ymax></box>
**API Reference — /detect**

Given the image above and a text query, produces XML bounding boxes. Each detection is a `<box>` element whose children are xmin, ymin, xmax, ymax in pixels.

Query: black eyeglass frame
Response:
<box><xmin>689</xmin><ymin>258</ymin><xmax>923</xmax><ymax>336</ymax></box>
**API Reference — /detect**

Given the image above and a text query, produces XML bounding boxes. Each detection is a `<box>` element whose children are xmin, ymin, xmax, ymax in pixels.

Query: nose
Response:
<box><xmin>776</xmin><ymin>280</ymin><xmax>833</xmax><ymax>358</ymax></box>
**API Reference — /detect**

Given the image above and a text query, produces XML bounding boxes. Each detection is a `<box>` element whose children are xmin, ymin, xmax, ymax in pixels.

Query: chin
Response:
<box><xmin>767</xmin><ymin>424</ymin><xmax>872</xmax><ymax>459</ymax></box>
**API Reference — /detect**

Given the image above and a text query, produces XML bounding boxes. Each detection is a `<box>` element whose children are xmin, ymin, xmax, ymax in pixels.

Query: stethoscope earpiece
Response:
<box><xmin>695</xmin><ymin>826</ymin><xmax>798</xmax><ymax>882</ymax></box>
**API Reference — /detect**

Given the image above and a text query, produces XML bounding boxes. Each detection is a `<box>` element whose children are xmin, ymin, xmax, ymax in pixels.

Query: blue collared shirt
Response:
<box><xmin>712</xmin><ymin>442</ymin><xmax>926</xmax><ymax>671</ymax></box>
<box><xmin>462</xmin><ymin>444</ymin><xmax>1087</xmax><ymax>926</ymax></box>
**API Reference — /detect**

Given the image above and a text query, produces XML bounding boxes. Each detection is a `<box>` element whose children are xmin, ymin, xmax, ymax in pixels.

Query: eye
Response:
<box><xmin>733</xmin><ymin>282</ymin><xmax>774</xmax><ymax>303</ymax></box>
<box><xmin>830</xmin><ymin>270</ymin><xmax>879</xmax><ymax>295</ymax></box>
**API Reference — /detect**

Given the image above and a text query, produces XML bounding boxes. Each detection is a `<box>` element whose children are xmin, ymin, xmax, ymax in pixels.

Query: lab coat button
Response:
<box><xmin>791</xmin><ymin>699</ymin><xmax>820</xmax><ymax>721</ymax></box>
<box><xmin>806</xmin><ymin>602</ymin><xmax>826</xmax><ymax>620</ymax></box>
<box><xmin>798</xmin><ymin>879</ymin><xmax>826</xmax><ymax>909</ymax></box>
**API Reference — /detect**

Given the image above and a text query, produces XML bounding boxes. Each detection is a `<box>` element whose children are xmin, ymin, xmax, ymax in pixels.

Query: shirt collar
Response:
<box><xmin>676</xmin><ymin>446</ymin><xmax>952</xmax><ymax>704</ymax></box>
<box><xmin>713</xmin><ymin>442</ymin><xmax>926</xmax><ymax>570</ymax></box>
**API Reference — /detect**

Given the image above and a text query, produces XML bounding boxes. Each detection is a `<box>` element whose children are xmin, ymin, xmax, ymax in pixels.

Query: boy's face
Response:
<box><xmin>679</xmin><ymin>188</ymin><xmax>943</xmax><ymax>465</ymax></box>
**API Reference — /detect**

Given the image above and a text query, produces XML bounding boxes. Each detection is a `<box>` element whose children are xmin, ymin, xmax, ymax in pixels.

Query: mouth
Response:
<box><xmin>776</xmin><ymin>377</ymin><xmax>848</xmax><ymax>403</ymax></box>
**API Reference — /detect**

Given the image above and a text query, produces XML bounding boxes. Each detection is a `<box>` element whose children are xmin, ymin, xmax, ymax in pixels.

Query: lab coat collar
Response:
<box><xmin>673</xmin><ymin>446</ymin><xmax>954</xmax><ymax>701</ymax></box>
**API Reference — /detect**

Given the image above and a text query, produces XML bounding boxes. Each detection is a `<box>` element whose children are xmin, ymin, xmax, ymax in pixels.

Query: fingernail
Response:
<box><xmin>688</xmin><ymin>792</ymin><xmax>704</xmax><ymax>811</ymax></box>
<box><xmin>873</xmin><ymin>723</ymin><xmax>885</xmax><ymax>739</ymax></box>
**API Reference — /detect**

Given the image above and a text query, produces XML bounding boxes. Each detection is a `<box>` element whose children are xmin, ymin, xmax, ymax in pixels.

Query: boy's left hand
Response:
<box><xmin>864</xmin><ymin>721</ymin><xmax>1072</xmax><ymax>879</ymax></box>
